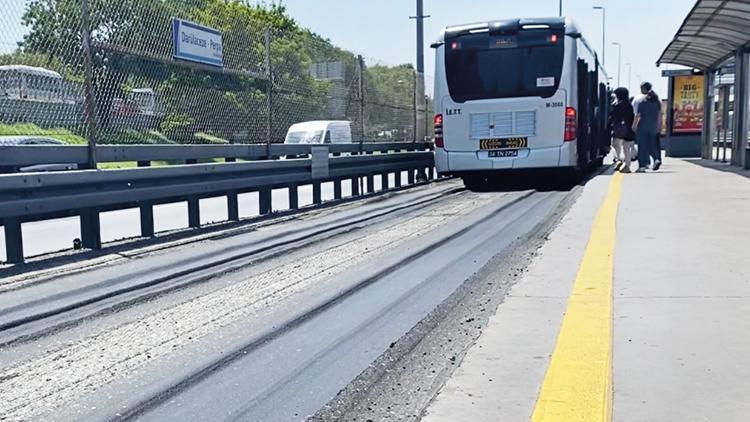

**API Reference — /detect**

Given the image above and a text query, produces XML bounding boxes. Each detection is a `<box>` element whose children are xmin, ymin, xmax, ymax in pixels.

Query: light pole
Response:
<box><xmin>592</xmin><ymin>6</ymin><xmax>606</xmax><ymax>67</ymax></box>
<box><xmin>559</xmin><ymin>0</ymin><xmax>563</xmax><ymax>16</ymax></box>
<box><xmin>625</xmin><ymin>63</ymin><xmax>632</xmax><ymax>91</ymax></box>
<box><xmin>612</xmin><ymin>42</ymin><xmax>622</xmax><ymax>86</ymax></box>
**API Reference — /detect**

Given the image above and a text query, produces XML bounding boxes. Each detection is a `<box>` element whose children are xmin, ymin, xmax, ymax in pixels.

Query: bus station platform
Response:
<box><xmin>423</xmin><ymin>157</ymin><xmax>750</xmax><ymax>422</ymax></box>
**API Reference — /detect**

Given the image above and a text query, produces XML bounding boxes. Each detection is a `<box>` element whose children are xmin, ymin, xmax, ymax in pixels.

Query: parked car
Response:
<box><xmin>0</xmin><ymin>136</ymin><xmax>78</xmax><ymax>173</ymax></box>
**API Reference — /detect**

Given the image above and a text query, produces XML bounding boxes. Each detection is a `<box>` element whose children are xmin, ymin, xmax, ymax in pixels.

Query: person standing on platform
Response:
<box><xmin>611</xmin><ymin>87</ymin><xmax>636</xmax><ymax>173</ymax></box>
<box><xmin>632</xmin><ymin>82</ymin><xmax>662</xmax><ymax>172</ymax></box>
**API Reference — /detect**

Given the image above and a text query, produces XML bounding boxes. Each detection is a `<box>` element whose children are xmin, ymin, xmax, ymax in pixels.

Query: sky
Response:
<box><xmin>272</xmin><ymin>0</ymin><xmax>695</xmax><ymax>96</ymax></box>
<box><xmin>1</xmin><ymin>0</ymin><xmax>695</xmax><ymax>97</ymax></box>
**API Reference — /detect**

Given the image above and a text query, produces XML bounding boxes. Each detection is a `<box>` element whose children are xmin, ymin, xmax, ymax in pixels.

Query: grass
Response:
<box><xmin>0</xmin><ymin>123</ymin><xmax>87</xmax><ymax>144</ymax></box>
<box><xmin>0</xmin><ymin>123</ymin><xmax>231</xmax><ymax>146</ymax></box>
<box><xmin>194</xmin><ymin>132</ymin><xmax>230</xmax><ymax>144</ymax></box>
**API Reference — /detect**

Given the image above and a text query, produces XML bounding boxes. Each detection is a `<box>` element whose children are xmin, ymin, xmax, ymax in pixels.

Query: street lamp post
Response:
<box><xmin>559</xmin><ymin>0</ymin><xmax>563</xmax><ymax>16</ymax></box>
<box><xmin>612</xmin><ymin>42</ymin><xmax>622</xmax><ymax>86</ymax></box>
<box><xmin>592</xmin><ymin>6</ymin><xmax>606</xmax><ymax>67</ymax></box>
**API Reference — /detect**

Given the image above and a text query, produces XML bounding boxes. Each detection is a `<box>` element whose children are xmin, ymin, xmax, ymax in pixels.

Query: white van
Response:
<box><xmin>431</xmin><ymin>18</ymin><xmax>610</xmax><ymax>189</ymax></box>
<box><xmin>284</xmin><ymin>120</ymin><xmax>352</xmax><ymax>145</ymax></box>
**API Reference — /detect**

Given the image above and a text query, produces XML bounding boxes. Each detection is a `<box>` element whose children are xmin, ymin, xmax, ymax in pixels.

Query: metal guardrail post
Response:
<box><xmin>366</xmin><ymin>174</ymin><xmax>375</xmax><ymax>194</ymax></box>
<box><xmin>333</xmin><ymin>179</ymin><xmax>342</xmax><ymax>200</ymax></box>
<box><xmin>259</xmin><ymin>188</ymin><xmax>272</xmax><ymax>215</ymax></box>
<box><xmin>227</xmin><ymin>193</ymin><xmax>239</xmax><ymax>222</ymax></box>
<box><xmin>80</xmin><ymin>209</ymin><xmax>101</xmax><ymax>250</ymax></box>
<box><xmin>312</xmin><ymin>183</ymin><xmax>322</xmax><ymax>205</ymax></box>
<box><xmin>4</xmin><ymin>218</ymin><xmax>24</xmax><ymax>264</ymax></box>
<box><xmin>138</xmin><ymin>161</ymin><xmax>155</xmax><ymax>237</ymax></box>
<box><xmin>140</xmin><ymin>203</ymin><xmax>155</xmax><ymax>238</ymax></box>
<box><xmin>187</xmin><ymin>198</ymin><xmax>200</xmax><ymax>228</ymax></box>
<box><xmin>350</xmin><ymin>177</ymin><xmax>360</xmax><ymax>197</ymax></box>
<box><xmin>394</xmin><ymin>171</ymin><xmax>402</xmax><ymax>188</ymax></box>
<box><xmin>289</xmin><ymin>186</ymin><xmax>299</xmax><ymax>210</ymax></box>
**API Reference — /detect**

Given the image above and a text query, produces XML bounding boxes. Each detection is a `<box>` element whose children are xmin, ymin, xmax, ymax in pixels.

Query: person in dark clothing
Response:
<box><xmin>610</xmin><ymin>87</ymin><xmax>636</xmax><ymax>173</ymax></box>
<box><xmin>632</xmin><ymin>82</ymin><xmax>662</xmax><ymax>172</ymax></box>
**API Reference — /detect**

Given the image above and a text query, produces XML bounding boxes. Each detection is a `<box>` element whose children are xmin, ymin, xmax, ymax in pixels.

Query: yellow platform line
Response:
<box><xmin>531</xmin><ymin>172</ymin><xmax>623</xmax><ymax>422</ymax></box>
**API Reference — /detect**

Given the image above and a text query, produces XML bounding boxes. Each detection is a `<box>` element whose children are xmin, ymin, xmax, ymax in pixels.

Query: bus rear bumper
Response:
<box><xmin>436</xmin><ymin>143</ymin><xmax>576</xmax><ymax>174</ymax></box>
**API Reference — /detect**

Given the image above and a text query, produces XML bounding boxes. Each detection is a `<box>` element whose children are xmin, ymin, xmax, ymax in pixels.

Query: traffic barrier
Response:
<box><xmin>0</xmin><ymin>143</ymin><xmax>434</xmax><ymax>264</ymax></box>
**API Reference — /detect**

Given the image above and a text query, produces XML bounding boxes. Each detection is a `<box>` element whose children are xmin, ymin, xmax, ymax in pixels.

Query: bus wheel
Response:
<box><xmin>557</xmin><ymin>168</ymin><xmax>582</xmax><ymax>190</ymax></box>
<box><xmin>462</xmin><ymin>175</ymin><xmax>489</xmax><ymax>192</ymax></box>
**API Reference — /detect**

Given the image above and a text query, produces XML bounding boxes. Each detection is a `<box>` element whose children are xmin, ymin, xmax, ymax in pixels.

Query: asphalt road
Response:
<box><xmin>0</xmin><ymin>178</ymin><xmax>575</xmax><ymax>421</ymax></box>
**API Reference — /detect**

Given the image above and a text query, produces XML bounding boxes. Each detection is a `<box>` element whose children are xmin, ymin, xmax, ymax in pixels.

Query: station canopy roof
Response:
<box><xmin>658</xmin><ymin>0</ymin><xmax>750</xmax><ymax>71</ymax></box>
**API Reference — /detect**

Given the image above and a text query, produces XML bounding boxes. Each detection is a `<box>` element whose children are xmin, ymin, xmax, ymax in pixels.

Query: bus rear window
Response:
<box><xmin>445</xmin><ymin>30</ymin><xmax>564</xmax><ymax>102</ymax></box>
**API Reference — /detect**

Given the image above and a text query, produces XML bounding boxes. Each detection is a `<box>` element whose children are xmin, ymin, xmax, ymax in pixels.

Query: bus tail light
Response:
<box><xmin>564</xmin><ymin>107</ymin><xmax>577</xmax><ymax>142</ymax></box>
<box><xmin>434</xmin><ymin>114</ymin><xmax>444</xmax><ymax>148</ymax></box>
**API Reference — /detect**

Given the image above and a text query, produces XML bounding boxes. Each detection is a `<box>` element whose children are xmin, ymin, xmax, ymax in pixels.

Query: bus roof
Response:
<box><xmin>433</xmin><ymin>17</ymin><xmax>608</xmax><ymax>81</ymax></box>
<box><xmin>435</xmin><ymin>17</ymin><xmax>579</xmax><ymax>43</ymax></box>
<box><xmin>0</xmin><ymin>65</ymin><xmax>63</xmax><ymax>79</ymax></box>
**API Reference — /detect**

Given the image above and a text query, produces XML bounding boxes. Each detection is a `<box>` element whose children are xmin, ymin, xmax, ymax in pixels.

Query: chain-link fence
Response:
<box><xmin>0</xmin><ymin>0</ymin><xmax>431</xmax><ymax>155</ymax></box>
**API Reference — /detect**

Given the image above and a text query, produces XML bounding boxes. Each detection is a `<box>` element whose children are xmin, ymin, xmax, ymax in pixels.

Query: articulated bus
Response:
<box><xmin>431</xmin><ymin>18</ymin><xmax>611</xmax><ymax>189</ymax></box>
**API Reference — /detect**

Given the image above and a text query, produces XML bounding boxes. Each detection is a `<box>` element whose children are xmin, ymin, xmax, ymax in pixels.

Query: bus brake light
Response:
<box><xmin>564</xmin><ymin>107</ymin><xmax>577</xmax><ymax>142</ymax></box>
<box><xmin>434</xmin><ymin>114</ymin><xmax>444</xmax><ymax>148</ymax></box>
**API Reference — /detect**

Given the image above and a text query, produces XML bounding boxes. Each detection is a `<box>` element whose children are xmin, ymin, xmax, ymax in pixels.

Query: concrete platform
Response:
<box><xmin>424</xmin><ymin>158</ymin><xmax>750</xmax><ymax>422</ymax></box>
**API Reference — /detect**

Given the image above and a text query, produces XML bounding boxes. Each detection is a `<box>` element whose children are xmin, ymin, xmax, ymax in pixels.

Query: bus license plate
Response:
<box><xmin>488</xmin><ymin>150</ymin><xmax>518</xmax><ymax>158</ymax></box>
<box><xmin>480</xmin><ymin>137</ymin><xmax>528</xmax><ymax>150</ymax></box>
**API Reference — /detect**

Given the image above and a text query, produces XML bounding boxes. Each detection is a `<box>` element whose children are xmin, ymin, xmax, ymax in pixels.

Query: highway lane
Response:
<box><xmin>0</xmin><ymin>178</ymin><xmax>574</xmax><ymax>421</ymax></box>
<box><xmin>0</xmin><ymin>174</ymin><xmax>404</xmax><ymax>262</ymax></box>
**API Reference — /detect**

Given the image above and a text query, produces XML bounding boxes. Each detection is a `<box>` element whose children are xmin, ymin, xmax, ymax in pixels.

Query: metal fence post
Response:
<box><xmin>265</xmin><ymin>29</ymin><xmax>273</xmax><ymax>160</ymax></box>
<box><xmin>358</xmin><ymin>55</ymin><xmax>365</xmax><ymax>149</ymax></box>
<box><xmin>413</xmin><ymin>70</ymin><xmax>418</xmax><ymax>143</ymax></box>
<box><xmin>81</xmin><ymin>0</ymin><xmax>98</xmax><ymax>170</ymax></box>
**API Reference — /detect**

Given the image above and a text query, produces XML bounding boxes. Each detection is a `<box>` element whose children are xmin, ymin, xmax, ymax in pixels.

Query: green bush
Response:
<box><xmin>98</xmin><ymin>129</ymin><xmax>177</xmax><ymax>145</ymax></box>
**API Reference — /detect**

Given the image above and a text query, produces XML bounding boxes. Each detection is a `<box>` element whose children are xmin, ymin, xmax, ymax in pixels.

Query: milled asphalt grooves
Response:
<box><xmin>0</xmin><ymin>178</ymin><xmax>585</xmax><ymax>421</ymax></box>
<box><xmin>110</xmin><ymin>191</ymin><xmax>571</xmax><ymax>421</ymax></box>
<box><xmin>312</xmin><ymin>186</ymin><xmax>582</xmax><ymax>422</ymax></box>
<box><xmin>114</xmin><ymin>190</ymin><xmax>538</xmax><ymax>422</ymax></box>
<box><xmin>0</xmin><ymin>184</ymin><xmax>464</xmax><ymax>346</ymax></box>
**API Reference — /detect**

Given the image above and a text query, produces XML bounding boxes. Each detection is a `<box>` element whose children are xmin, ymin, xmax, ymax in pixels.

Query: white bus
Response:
<box><xmin>0</xmin><ymin>65</ymin><xmax>65</xmax><ymax>103</ymax></box>
<box><xmin>431</xmin><ymin>18</ymin><xmax>611</xmax><ymax>189</ymax></box>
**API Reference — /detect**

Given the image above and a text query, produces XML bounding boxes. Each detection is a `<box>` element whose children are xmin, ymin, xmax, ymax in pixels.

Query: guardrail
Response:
<box><xmin>0</xmin><ymin>142</ymin><xmax>430</xmax><ymax>169</ymax></box>
<box><xmin>0</xmin><ymin>143</ymin><xmax>435</xmax><ymax>264</ymax></box>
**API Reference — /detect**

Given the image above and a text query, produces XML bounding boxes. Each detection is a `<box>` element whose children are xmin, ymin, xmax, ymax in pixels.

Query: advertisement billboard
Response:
<box><xmin>672</xmin><ymin>75</ymin><xmax>704</xmax><ymax>134</ymax></box>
